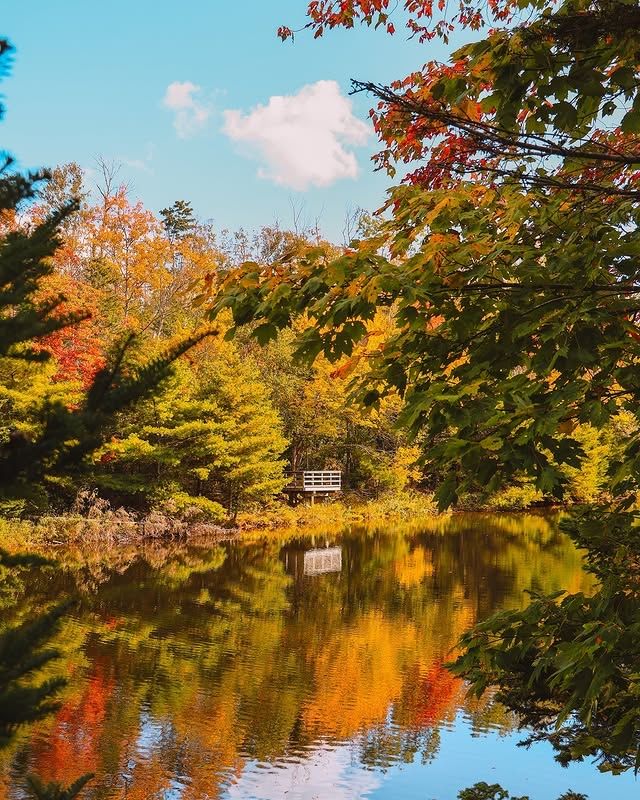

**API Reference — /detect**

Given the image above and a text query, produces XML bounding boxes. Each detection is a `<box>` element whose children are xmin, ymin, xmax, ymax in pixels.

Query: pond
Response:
<box><xmin>0</xmin><ymin>513</ymin><xmax>637</xmax><ymax>800</ymax></box>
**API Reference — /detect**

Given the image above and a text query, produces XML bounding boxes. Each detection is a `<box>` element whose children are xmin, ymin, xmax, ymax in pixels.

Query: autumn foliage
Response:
<box><xmin>39</xmin><ymin>274</ymin><xmax>105</xmax><ymax>388</ymax></box>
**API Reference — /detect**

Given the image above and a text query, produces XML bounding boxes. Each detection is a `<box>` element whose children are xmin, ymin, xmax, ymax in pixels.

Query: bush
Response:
<box><xmin>486</xmin><ymin>484</ymin><xmax>543</xmax><ymax>511</ymax></box>
<box><xmin>457</xmin><ymin>783</ymin><xmax>587</xmax><ymax>800</ymax></box>
<box><xmin>159</xmin><ymin>492</ymin><xmax>225</xmax><ymax>522</ymax></box>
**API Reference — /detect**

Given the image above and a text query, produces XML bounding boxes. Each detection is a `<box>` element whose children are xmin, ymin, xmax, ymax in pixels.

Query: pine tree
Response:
<box><xmin>0</xmin><ymin>161</ymin><xmax>212</xmax><ymax>511</ymax></box>
<box><xmin>24</xmin><ymin>775</ymin><xmax>94</xmax><ymax>800</ymax></box>
<box><xmin>0</xmin><ymin>551</ymin><xmax>67</xmax><ymax>744</ymax></box>
<box><xmin>0</xmin><ymin>551</ymin><xmax>93</xmax><ymax>798</ymax></box>
<box><xmin>160</xmin><ymin>199</ymin><xmax>196</xmax><ymax>241</ymax></box>
<box><xmin>93</xmin><ymin>345</ymin><xmax>287</xmax><ymax>519</ymax></box>
<box><xmin>0</xmin><ymin>35</ymin><xmax>211</xmax><ymax>798</ymax></box>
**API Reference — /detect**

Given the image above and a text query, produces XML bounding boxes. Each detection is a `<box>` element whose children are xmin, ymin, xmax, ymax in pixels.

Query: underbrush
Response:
<box><xmin>0</xmin><ymin>490</ymin><xmax>440</xmax><ymax>548</ymax></box>
<box><xmin>485</xmin><ymin>484</ymin><xmax>545</xmax><ymax>511</ymax></box>
<box><xmin>0</xmin><ymin>489</ymin><xmax>231</xmax><ymax>548</ymax></box>
<box><xmin>456</xmin><ymin>485</ymin><xmax>552</xmax><ymax>512</ymax></box>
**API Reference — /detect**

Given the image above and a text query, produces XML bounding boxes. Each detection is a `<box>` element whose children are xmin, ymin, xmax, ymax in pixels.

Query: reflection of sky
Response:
<box><xmin>223</xmin><ymin>716</ymin><xmax>639</xmax><ymax>800</ymax></box>
<box><xmin>224</xmin><ymin>743</ymin><xmax>385</xmax><ymax>800</ymax></box>
<box><xmin>134</xmin><ymin>710</ymin><xmax>165</xmax><ymax>756</ymax></box>
<box><xmin>374</xmin><ymin>715</ymin><xmax>639</xmax><ymax>800</ymax></box>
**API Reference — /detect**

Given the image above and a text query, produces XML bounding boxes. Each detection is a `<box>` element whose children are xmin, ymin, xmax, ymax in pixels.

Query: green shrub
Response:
<box><xmin>486</xmin><ymin>484</ymin><xmax>543</xmax><ymax>511</ymax></box>
<box><xmin>159</xmin><ymin>492</ymin><xmax>225</xmax><ymax>522</ymax></box>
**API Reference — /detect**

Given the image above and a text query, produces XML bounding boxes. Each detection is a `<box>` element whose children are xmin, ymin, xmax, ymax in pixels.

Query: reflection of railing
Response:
<box><xmin>284</xmin><ymin>471</ymin><xmax>342</xmax><ymax>493</ymax></box>
<box><xmin>303</xmin><ymin>547</ymin><xmax>342</xmax><ymax>576</ymax></box>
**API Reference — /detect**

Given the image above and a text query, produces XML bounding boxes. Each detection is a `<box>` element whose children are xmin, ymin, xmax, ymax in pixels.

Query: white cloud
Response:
<box><xmin>120</xmin><ymin>142</ymin><xmax>155</xmax><ymax>174</ymax></box>
<box><xmin>162</xmin><ymin>81</ymin><xmax>211</xmax><ymax>139</ymax></box>
<box><xmin>222</xmin><ymin>80</ymin><xmax>370</xmax><ymax>191</ymax></box>
<box><xmin>225</xmin><ymin>744</ymin><xmax>384</xmax><ymax>800</ymax></box>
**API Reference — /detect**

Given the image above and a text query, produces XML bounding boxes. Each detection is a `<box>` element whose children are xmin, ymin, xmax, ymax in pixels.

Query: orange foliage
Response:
<box><xmin>31</xmin><ymin>664</ymin><xmax>114</xmax><ymax>784</ymax></box>
<box><xmin>302</xmin><ymin>612</ymin><xmax>417</xmax><ymax>738</ymax></box>
<box><xmin>280</xmin><ymin>0</ymin><xmax>514</xmax><ymax>43</ymax></box>
<box><xmin>394</xmin><ymin>547</ymin><xmax>434</xmax><ymax>587</ymax></box>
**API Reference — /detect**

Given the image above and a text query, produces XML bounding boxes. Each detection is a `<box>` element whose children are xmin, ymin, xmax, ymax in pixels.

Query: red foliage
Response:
<box><xmin>44</xmin><ymin>323</ymin><xmax>105</xmax><ymax>388</ymax></box>
<box><xmin>284</xmin><ymin>3</ymin><xmax>640</xmax><ymax>195</ymax></box>
<box><xmin>283</xmin><ymin>0</ymin><xmax>516</xmax><ymax>43</ymax></box>
<box><xmin>410</xmin><ymin>661</ymin><xmax>462</xmax><ymax>726</ymax></box>
<box><xmin>39</xmin><ymin>273</ymin><xmax>106</xmax><ymax>388</ymax></box>
<box><xmin>30</xmin><ymin>663</ymin><xmax>115</xmax><ymax>783</ymax></box>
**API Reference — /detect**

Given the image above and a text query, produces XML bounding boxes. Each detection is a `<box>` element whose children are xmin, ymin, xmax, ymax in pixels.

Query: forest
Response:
<box><xmin>0</xmin><ymin>160</ymin><xmax>423</xmax><ymax>524</ymax></box>
<box><xmin>0</xmin><ymin>161</ymin><xmax>630</xmax><ymax>528</ymax></box>
<box><xmin>2</xmin><ymin>0</ymin><xmax>640</xmax><ymax>799</ymax></box>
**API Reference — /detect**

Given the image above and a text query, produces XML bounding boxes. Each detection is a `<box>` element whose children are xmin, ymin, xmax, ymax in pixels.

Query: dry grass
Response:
<box><xmin>237</xmin><ymin>491</ymin><xmax>439</xmax><ymax>531</ymax></box>
<box><xmin>0</xmin><ymin>490</ymin><xmax>440</xmax><ymax>552</ymax></box>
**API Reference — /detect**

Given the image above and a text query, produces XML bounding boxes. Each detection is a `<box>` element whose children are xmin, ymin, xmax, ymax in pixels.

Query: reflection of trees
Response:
<box><xmin>0</xmin><ymin>514</ymin><xmax>593</xmax><ymax>798</ymax></box>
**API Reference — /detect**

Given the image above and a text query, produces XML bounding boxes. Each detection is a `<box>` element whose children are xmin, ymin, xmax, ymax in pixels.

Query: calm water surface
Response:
<box><xmin>0</xmin><ymin>513</ymin><xmax>637</xmax><ymax>800</ymax></box>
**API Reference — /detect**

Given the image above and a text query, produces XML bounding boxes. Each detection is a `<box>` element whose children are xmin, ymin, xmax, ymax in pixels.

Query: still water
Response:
<box><xmin>0</xmin><ymin>513</ymin><xmax>637</xmax><ymax>800</ymax></box>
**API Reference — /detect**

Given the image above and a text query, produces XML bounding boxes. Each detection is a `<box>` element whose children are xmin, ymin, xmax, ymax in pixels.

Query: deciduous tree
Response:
<box><xmin>206</xmin><ymin>0</ymin><xmax>640</xmax><ymax>774</ymax></box>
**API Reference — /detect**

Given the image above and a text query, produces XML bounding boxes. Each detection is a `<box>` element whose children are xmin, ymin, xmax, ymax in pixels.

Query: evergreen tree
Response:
<box><xmin>24</xmin><ymin>775</ymin><xmax>94</xmax><ymax>800</ymax></box>
<box><xmin>160</xmin><ymin>199</ymin><xmax>196</xmax><ymax>241</ymax></box>
<box><xmin>0</xmin><ymin>551</ymin><xmax>67</xmax><ymax>745</ymax></box>
<box><xmin>0</xmin><ymin>551</ymin><xmax>93</xmax><ymax>798</ymax></box>
<box><xmin>0</xmin><ymin>34</ymin><xmax>211</xmax><ymax>799</ymax></box>
<box><xmin>93</xmin><ymin>345</ymin><xmax>287</xmax><ymax>519</ymax></box>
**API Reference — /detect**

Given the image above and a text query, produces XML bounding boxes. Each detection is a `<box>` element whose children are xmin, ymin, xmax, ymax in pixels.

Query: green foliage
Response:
<box><xmin>0</xmin><ymin>46</ymin><xmax>91</xmax><ymax>791</ymax></box>
<box><xmin>160</xmin><ymin>199</ymin><xmax>196</xmax><ymax>240</ymax></box>
<box><xmin>0</xmin><ymin>601</ymin><xmax>68</xmax><ymax>744</ymax></box>
<box><xmin>458</xmin><ymin>784</ymin><xmax>523</xmax><ymax>800</ymax></box>
<box><xmin>0</xmin><ymin>171</ymin><xmax>83</xmax><ymax>358</ymax></box>
<box><xmin>205</xmin><ymin>0</ymin><xmax>640</xmax><ymax>779</ymax></box>
<box><xmin>0</xmin><ymin>162</ymin><xmax>213</xmax><ymax>513</ymax></box>
<box><xmin>0</xmin><ymin>36</ymin><xmax>220</xmax><ymax>800</ymax></box>
<box><xmin>211</xmin><ymin>184</ymin><xmax>640</xmax><ymax>510</ymax></box>
<box><xmin>456</xmin><ymin>784</ymin><xmax>586</xmax><ymax>800</ymax></box>
<box><xmin>161</xmin><ymin>491</ymin><xmax>225</xmax><ymax>521</ymax></box>
<box><xmin>486</xmin><ymin>483</ymin><xmax>542</xmax><ymax>511</ymax></box>
<box><xmin>451</xmin><ymin>509</ymin><xmax>640</xmax><ymax>773</ymax></box>
<box><xmin>0</xmin><ymin>549</ymin><xmax>92</xmax><ymax>797</ymax></box>
<box><xmin>360</xmin><ymin>445</ymin><xmax>422</xmax><ymax>495</ymax></box>
<box><xmin>208</xmin><ymin>4</ymin><xmax>640</xmax><ymax>511</ymax></box>
<box><xmin>94</xmin><ymin>348</ymin><xmax>287</xmax><ymax>517</ymax></box>
<box><xmin>24</xmin><ymin>774</ymin><xmax>94</xmax><ymax>800</ymax></box>
<box><xmin>245</xmin><ymin>325</ymin><xmax>420</xmax><ymax>496</ymax></box>
<box><xmin>560</xmin><ymin>425</ymin><xmax>611</xmax><ymax>504</ymax></box>
<box><xmin>0</xmin><ymin>513</ymin><xmax>589</xmax><ymax>792</ymax></box>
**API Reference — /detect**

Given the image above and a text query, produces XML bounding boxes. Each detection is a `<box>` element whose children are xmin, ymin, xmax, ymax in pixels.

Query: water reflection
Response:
<box><xmin>301</xmin><ymin>546</ymin><xmax>342</xmax><ymax>576</ymax></box>
<box><xmin>0</xmin><ymin>514</ymin><xmax>600</xmax><ymax>799</ymax></box>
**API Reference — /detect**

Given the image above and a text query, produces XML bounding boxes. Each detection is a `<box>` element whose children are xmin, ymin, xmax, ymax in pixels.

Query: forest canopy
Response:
<box><xmin>201</xmin><ymin>0</ymin><xmax>640</xmax><ymax>777</ymax></box>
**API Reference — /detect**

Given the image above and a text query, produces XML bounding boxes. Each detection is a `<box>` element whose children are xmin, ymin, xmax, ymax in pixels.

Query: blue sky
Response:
<box><xmin>2</xmin><ymin>1</ymin><xmax>455</xmax><ymax>240</ymax></box>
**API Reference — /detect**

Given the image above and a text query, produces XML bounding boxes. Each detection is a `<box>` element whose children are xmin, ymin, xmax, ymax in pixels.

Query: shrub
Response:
<box><xmin>487</xmin><ymin>484</ymin><xmax>543</xmax><ymax>511</ymax></box>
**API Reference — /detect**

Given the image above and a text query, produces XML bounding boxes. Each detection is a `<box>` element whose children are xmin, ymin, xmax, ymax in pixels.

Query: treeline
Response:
<box><xmin>1</xmin><ymin>163</ymin><xmax>423</xmax><ymax>520</ymax></box>
<box><xmin>1</xmin><ymin>162</ymin><xmax>630</xmax><ymax>521</ymax></box>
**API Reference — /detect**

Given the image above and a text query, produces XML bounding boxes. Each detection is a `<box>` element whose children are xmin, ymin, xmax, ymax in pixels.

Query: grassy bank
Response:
<box><xmin>237</xmin><ymin>491</ymin><xmax>439</xmax><ymax>529</ymax></box>
<box><xmin>0</xmin><ymin>510</ymin><xmax>232</xmax><ymax>551</ymax></box>
<box><xmin>0</xmin><ymin>491</ymin><xmax>440</xmax><ymax>549</ymax></box>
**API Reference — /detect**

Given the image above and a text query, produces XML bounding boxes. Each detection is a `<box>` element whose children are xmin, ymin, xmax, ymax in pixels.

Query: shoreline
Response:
<box><xmin>0</xmin><ymin>493</ymin><xmax>439</xmax><ymax>550</ymax></box>
<box><xmin>0</xmin><ymin>494</ymin><xmax>566</xmax><ymax>554</ymax></box>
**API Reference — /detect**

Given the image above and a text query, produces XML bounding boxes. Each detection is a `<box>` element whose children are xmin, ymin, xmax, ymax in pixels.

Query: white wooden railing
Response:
<box><xmin>284</xmin><ymin>470</ymin><xmax>342</xmax><ymax>492</ymax></box>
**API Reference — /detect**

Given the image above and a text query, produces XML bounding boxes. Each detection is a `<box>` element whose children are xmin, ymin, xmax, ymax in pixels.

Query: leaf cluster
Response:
<box><xmin>451</xmin><ymin>509</ymin><xmax>640</xmax><ymax>773</ymax></box>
